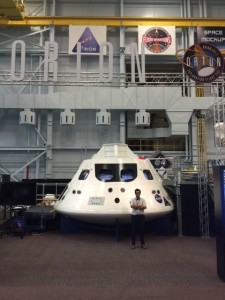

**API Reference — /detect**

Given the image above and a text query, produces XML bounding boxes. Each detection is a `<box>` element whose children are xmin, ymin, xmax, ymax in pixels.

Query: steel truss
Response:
<box><xmin>197</xmin><ymin>116</ymin><xmax>209</xmax><ymax>238</ymax></box>
<box><xmin>0</xmin><ymin>72</ymin><xmax>206</xmax><ymax>87</ymax></box>
<box><xmin>196</xmin><ymin>83</ymin><xmax>225</xmax><ymax>238</ymax></box>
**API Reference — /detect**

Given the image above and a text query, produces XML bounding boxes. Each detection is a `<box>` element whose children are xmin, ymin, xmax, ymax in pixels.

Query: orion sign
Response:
<box><xmin>177</xmin><ymin>43</ymin><xmax>224</xmax><ymax>83</ymax></box>
<box><xmin>10</xmin><ymin>40</ymin><xmax>147</xmax><ymax>83</ymax></box>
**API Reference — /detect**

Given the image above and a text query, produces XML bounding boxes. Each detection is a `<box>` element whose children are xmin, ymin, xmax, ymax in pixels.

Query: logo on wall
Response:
<box><xmin>142</xmin><ymin>27</ymin><xmax>172</xmax><ymax>53</ymax></box>
<box><xmin>138</xmin><ymin>26</ymin><xmax>176</xmax><ymax>55</ymax></box>
<box><xmin>68</xmin><ymin>26</ymin><xmax>107</xmax><ymax>55</ymax></box>
<box><xmin>72</xmin><ymin>27</ymin><xmax>100</xmax><ymax>54</ymax></box>
<box><xmin>177</xmin><ymin>43</ymin><xmax>224</xmax><ymax>83</ymax></box>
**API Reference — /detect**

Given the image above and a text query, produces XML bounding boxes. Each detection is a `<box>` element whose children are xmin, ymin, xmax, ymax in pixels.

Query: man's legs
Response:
<box><xmin>139</xmin><ymin>215</ymin><xmax>146</xmax><ymax>246</ymax></box>
<box><xmin>131</xmin><ymin>215</ymin><xmax>137</xmax><ymax>246</ymax></box>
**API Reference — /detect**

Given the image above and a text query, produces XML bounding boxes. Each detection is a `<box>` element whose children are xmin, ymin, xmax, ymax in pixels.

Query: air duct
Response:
<box><xmin>19</xmin><ymin>109</ymin><xmax>36</xmax><ymax>125</ymax></box>
<box><xmin>96</xmin><ymin>109</ymin><xmax>111</xmax><ymax>125</ymax></box>
<box><xmin>135</xmin><ymin>110</ymin><xmax>150</xmax><ymax>126</ymax></box>
<box><xmin>60</xmin><ymin>109</ymin><xmax>76</xmax><ymax>125</ymax></box>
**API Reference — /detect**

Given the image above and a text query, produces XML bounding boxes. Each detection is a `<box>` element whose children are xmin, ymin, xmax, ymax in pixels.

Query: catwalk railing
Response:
<box><xmin>0</xmin><ymin>72</ymin><xmax>224</xmax><ymax>90</ymax></box>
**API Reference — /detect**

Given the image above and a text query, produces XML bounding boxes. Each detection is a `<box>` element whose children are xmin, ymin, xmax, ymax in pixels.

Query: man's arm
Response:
<box><xmin>130</xmin><ymin>202</ymin><xmax>139</xmax><ymax>209</ymax></box>
<box><xmin>138</xmin><ymin>200</ymin><xmax>147</xmax><ymax>210</ymax></box>
<box><xmin>130</xmin><ymin>199</ymin><xmax>146</xmax><ymax>210</ymax></box>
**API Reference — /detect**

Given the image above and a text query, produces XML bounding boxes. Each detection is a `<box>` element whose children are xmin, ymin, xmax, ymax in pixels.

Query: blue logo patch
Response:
<box><xmin>72</xmin><ymin>27</ymin><xmax>100</xmax><ymax>54</ymax></box>
<box><xmin>155</xmin><ymin>194</ymin><xmax>163</xmax><ymax>203</ymax></box>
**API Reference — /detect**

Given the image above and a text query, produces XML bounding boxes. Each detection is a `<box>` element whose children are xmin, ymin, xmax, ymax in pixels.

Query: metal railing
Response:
<box><xmin>36</xmin><ymin>182</ymin><xmax>68</xmax><ymax>203</ymax></box>
<box><xmin>0</xmin><ymin>71</ymin><xmax>224</xmax><ymax>89</ymax></box>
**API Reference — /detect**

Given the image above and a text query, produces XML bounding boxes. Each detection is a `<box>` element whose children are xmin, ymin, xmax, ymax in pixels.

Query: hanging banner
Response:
<box><xmin>196</xmin><ymin>27</ymin><xmax>225</xmax><ymax>53</ymax></box>
<box><xmin>181</xmin><ymin>43</ymin><xmax>224</xmax><ymax>83</ymax></box>
<box><xmin>68</xmin><ymin>26</ymin><xmax>107</xmax><ymax>55</ymax></box>
<box><xmin>138</xmin><ymin>26</ymin><xmax>176</xmax><ymax>55</ymax></box>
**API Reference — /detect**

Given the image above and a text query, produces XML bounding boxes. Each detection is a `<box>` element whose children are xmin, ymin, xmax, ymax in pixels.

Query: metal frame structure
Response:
<box><xmin>0</xmin><ymin>72</ymin><xmax>193</xmax><ymax>87</ymax></box>
<box><xmin>196</xmin><ymin>115</ymin><xmax>209</xmax><ymax>238</ymax></box>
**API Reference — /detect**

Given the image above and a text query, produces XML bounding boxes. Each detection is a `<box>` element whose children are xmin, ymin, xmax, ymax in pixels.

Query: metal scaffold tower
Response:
<box><xmin>196</xmin><ymin>83</ymin><xmax>225</xmax><ymax>238</ymax></box>
<box><xmin>196</xmin><ymin>113</ymin><xmax>209</xmax><ymax>238</ymax></box>
<box><xmin>214</xmin><ymin>93</ymin><xmax>225</xmax><ymax>164</ymax></box>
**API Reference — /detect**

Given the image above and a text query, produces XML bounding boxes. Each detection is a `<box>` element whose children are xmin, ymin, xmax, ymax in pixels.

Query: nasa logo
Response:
<box><xmin>155</xmin><ymin>194</ymin><xmax>163</xmax><ymax>203</ymax></box>
<box><xmin>182</xmin><ymin>43</ymin><xmax>224</xmax><ymax>83</ymax></box>
<box><xmin>142</xmin><ymin>27</ymin><xmax>172</xmax><ymax>53</ymax></box>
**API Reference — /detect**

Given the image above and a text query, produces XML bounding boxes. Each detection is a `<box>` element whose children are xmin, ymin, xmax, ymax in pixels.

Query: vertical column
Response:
<box><xmin>46</xmin><ymin>111</ymin><xmax>53</xmax><ymax>178</ymax></box>
<box><xmin>120</xmin><ymin>0</ymin><xmax>125</xmax><ymax>86</ymax></box>
<box><xmin>191</xmin><ymin>113</ymin><xmax>198</xmax><ymax>166</ymax></box>
<box><xmin>120</xmin><ymin>25</ymin><xmax>126</xmax><ymax>86</ymax></box>
<box><xmin>188</xmin><ymin>27</ymin><xmax>196</xmax><ymax>97</ymax></box>
<box><xmin>175</xmin><ymin>170</ymin><xmax>182</xmax><ymax>237</ymax></box>
<box><xmin>203</xmin><ymin>0</ymin><xmax>207</xmax><ymax>17</ymax></box>
<box><xmin>45</xmin><ymin>24</ymin><xmax>55</xmax><ymax>179</ymax></box>
<box><xmin>35</xmin><ymin>113</ymin><xmax>41</xmax><ymax>178</ymax></box>
<box><xmin>120</xmin><ymin>111</ymin><xmax>126</xmax><ymax>143</ymax></box>
<box><xmin>48</xmin><ymin>24</ymin><xmax>56</xmax><ymax>92</ymax></box>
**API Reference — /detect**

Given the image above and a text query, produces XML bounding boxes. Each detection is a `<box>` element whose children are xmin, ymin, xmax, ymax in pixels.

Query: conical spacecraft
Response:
<box><xmin>55</xmin><ymin>143</ymin><xmax>174</xmax><ymax>224</ymax></box>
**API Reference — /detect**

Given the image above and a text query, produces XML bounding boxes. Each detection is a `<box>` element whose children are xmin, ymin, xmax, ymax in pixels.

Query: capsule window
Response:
<box><xmin>121</xmin><ymin>168</ymin><xmax>136</xmax><ymax>182</ymax></box>
<box><xmin>97</xmin><ymin>169</ymin><xmax>114</xmax><ymax>182</ymax></box>
<box><xmin>95</xmin><ymin>164</ymin><xmax>136</xmax><ymax>182</ymax></box>
<box><xmin>143</xmin><ymin>170</ymin><xmax>153</xmax><ymax>180</ymax></box>
<box><xmin>164</xmin><ymin>197</ymin><xmax>171</xmax><ymax>206</ymax></box>
<box><xmin>79</xmin><ymin>170</ymin><xmax>90</xmax><ymax>180</ymax></box>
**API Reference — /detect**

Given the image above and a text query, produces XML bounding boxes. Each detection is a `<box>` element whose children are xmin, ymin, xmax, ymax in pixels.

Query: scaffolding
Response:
<box><xmin>214</xmin><ymin>95</ymin><xmax>225</xmax><ymax>164</ymax></box>
<box><xmin>196</xmin><ymin>115</ymin><xmax>209</xmax><ymax>238</ymax></box>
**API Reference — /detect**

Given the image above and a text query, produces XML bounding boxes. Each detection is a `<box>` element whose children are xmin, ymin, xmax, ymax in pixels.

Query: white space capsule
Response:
<box><xmin>55</xmin><ymin>143</ymin><xmax>174</xmax><ymax>224</ymax></box>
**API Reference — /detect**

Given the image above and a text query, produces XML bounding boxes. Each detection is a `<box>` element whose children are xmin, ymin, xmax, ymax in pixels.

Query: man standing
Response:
<box><xmin>130</xmin><ymin>188</ymin><xmax>147</xmax><ymax>249</ymax></box>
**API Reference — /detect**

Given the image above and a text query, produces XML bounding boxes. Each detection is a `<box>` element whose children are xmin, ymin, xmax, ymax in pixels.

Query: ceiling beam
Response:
<box><xmin>0</xmin><ymin>16</ymin><xmax>225</xmax><ymax>27</ymax></box>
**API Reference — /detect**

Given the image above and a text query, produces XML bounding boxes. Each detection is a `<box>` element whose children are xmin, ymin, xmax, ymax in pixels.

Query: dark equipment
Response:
<box><xmin>0</xmin><ymin>182</ymin><xmax>37</xmax><ymax>206</ymax></box>
<box><xmin>10</xmin><ymin>207</ymin><xmax>26</xmax><ymax>238</ymax></box>
<box><xmin>0</xmin><ymin>207</ymin><xmax>27</xmax><ymax>239</ymax></box>
<box><xmin>213</xmin><ymin>166</ymin><xmax>225</xmax><ymax>282</ymax></box>
<box><xmin>25</xmin><ymin>205</ymin><xmax>57</xmax><ymax>232</ymax></box>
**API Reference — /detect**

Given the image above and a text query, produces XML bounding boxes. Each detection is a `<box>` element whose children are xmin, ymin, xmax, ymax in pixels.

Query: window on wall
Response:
<box><xmin>127</xmin><ymin>137</ymin><xmax>185</xmax><ymax>152</ymax></box>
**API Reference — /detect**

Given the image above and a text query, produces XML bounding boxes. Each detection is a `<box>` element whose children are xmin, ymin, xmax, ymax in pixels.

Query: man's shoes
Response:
<box><xmin>131</xmin><ymin>245</ymin><xmax>135</xmax><ymax>249</ymax></box>
<box><xmin>141</xmin><ymin>244</ymin><xmax>147</xmax><ymax>249</ymax></box>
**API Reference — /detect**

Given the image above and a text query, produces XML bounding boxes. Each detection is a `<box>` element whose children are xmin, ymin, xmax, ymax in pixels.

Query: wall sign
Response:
<box><xmin>196</xmin><ymin>27</ymin><xmax>225</xmax><ymax>53</ymax></box>
<box><xmin>138</xmin><ymin>26</ymin><xmax>176</xmax><ymax>55</ymax></box>
<box><xmin>68</xmin><ymin>26</ymin><xmax>107</xmax><ymax>55</ymax></box>
<box><xmin>180</xmin><ymin>43</ymin><xmax>224</xmax><ymax>83</ymax></box>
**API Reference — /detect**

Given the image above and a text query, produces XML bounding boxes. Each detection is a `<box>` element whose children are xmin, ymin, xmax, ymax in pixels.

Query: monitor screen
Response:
<box><xmin>0</xmin><ymin>182</ymin><xmax>37</xmax><ymax>206</ymax></box>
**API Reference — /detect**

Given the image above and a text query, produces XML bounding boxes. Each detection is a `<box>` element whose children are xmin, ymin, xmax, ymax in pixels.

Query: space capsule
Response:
<box><xmin>55</xmin><ymin>143</ymin><xmax>174</xmax><ymax>224</ymax></box>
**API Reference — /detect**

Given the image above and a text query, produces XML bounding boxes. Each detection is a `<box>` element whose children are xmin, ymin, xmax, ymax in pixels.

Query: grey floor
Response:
<box><xmin>0</xmin><ymin>231</ymin><xmax>225</xmax><ymax>300</ymax></box>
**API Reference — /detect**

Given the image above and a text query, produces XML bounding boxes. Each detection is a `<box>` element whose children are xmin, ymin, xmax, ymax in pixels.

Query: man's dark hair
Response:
<box><xmin>135</xmin><ymin>188</ymin><xmax>141</xmax><ymax>193</ymax></box>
